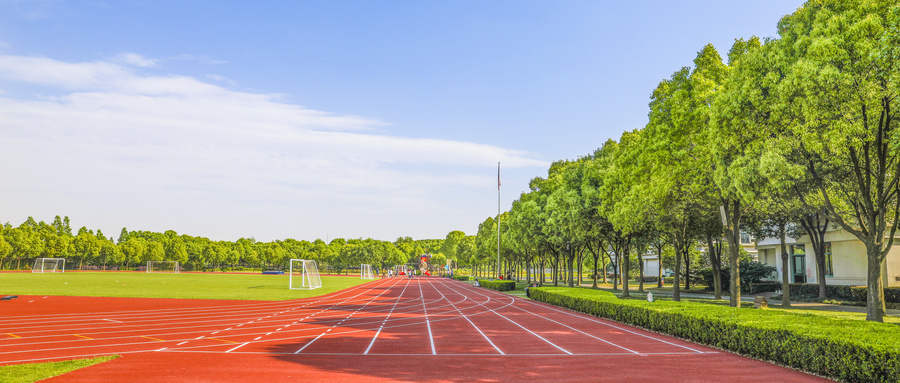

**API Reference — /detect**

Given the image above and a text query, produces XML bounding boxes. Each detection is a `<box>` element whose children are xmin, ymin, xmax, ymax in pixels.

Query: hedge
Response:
<box><xmin>789</xmin><ymin>284</ymin><xmax>900</xmax><ymax>303</ymax></box>
<box><xmin>749</xmin><ymin>282</ymin><xmax>780</xmax><ymax>294</ymax></box>
<box><xmin>477</xmin><ymin>279</ymin><xmax>516</xmax><ymax>291</ymax></box>
<box><xmin>530</xmin><ymin>287</ymin><xmax>900</xmax><ymax>383</ymax></box>
<box><xmin>452</xmin><ymin>275</ymin><xmax>470</xmax><ymax>282</ymax></box>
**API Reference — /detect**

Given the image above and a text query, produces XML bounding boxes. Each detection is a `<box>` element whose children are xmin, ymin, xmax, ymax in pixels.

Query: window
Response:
<box><xmin>791</xmin><ymin>244</ymin><xmax>805</xmax><ymax>256</ymax></box>
<box><xmin>740</xmin><ymin>232</ymin><xmax>753</xmax><ymax>244</ymax></box>
<box><xmin>824</xmin><ymin>242</ymin><xmax>833</xmax><ymax>277</ymax></box>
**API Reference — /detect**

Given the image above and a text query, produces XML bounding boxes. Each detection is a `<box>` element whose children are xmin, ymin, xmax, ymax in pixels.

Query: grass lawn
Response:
<box><xmin>0</xmin><ymin>271</ymin><xmax>372</xmax><ymax>301</ymax></box>
<box><xmin>0</xmin><ymin>355</ymin><xmax>119</xmax><ymax>383</ymax></box>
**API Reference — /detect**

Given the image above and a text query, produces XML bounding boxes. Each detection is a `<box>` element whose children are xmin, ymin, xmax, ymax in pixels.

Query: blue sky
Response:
<box><xmin>0</xmin><ymin>0</ymin><xmax>806</xmax><ymax>242</ymax></box>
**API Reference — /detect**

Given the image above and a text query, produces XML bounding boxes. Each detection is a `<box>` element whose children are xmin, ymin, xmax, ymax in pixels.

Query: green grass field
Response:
<box><xmin>0</xmin><ymin>355</ymin><xmax>119</xmax><ymax>383</ymax></box>
<box><xmin>0</xmin><ymin>271</ymin><xmax>372</xmax><ymax>301</ymax></box>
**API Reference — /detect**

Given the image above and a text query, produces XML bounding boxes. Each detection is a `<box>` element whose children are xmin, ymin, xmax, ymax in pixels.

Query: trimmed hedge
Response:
<box><xmin>790</xmin><ymin>284</ymin><xmax>900</xmax><ymax>303</ymax></box>
<box><xmin>477</xmin><ymin>280</ymin><xmax>516</xmax><ymax>291</ymax></box>
<box><xmin>749</xmin><ymin>282</ymin><xmax>780</xmax><ymax>294</ymax></box>
<box><xmin>452</xmin><ymin>275</ymin><xmax>470</xmax><ymax>282</ymax></box>
<box><xmin>530</xmin><ymin>287</ymin><xmax>900</xmax><ymax>383</ymax></box>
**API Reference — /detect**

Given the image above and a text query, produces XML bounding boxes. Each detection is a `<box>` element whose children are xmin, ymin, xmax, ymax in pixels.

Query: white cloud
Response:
<box><xmin>0</xmin><ymin>54</ymin><xmax>546</xmax><ymax>240</ymax></box>
<box><xmin>113</xmin><ymin>52</ymin><xmax>158</xmax><ymax>68</ymax></box>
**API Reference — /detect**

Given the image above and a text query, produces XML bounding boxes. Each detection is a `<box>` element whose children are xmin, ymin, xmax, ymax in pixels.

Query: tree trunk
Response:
<box><xmin>779</xmin><ymin>223</ymin><xmax>791</xmax><ymax>308</ymax></box>
<box><xmin>621</xmin><ymin>240</ymin><xmax>631</xmax><ymax>298</ymax></box>
<box><xmin>577</xmin><ymin>250</ymin><xmax>583</xmax><ymax>286</ymax></box>
<box><xmin>800</xmin><ymin>214</ymin><xmax>830</xmax><ymax>300</ymax></box>
<box><xmin>591</xmin><ymin>252</ymin><xmax>600</xmax><ymax>289</ymax></box>
<box><xmin>657</xmin><ymin>243</ymin><xmax>664</xmax><ymax>288</ymax></box>
<box><xmin>637</xmin><ymin>251</ymin><xmax>644</xmax><ymax>293</ymax></box>
<box><xmin>602</xmin><ymin>253</ymin><xmax>608</xmax><ymax>284</ymax></box>
<box><xmin>566</xmin><ymin>248</ymin><xmax>575</xmax><ymax>288</ymax></box>
<box><xmin>612</xmin><ymin>253</ymin><xmax>618</xmax><ymax>290</ymax></box>
<box><xmin>725</xmin><ymin>200</ymin><xmax>742</xmax><ymax>308</ymax></box>
<box><xmin>865</xmin><ymin>245</ymin><xmax>886</xmax><ymax>322</ymax></box>
<box><xmin>683</xmin><ymin>251</ymin><xmax>691</xmax><ymax>290</ymax></box>
<box><xmin>673</xmin><ymin>242</ymin><xmax>682</xmax><ymax>302</ymax></box>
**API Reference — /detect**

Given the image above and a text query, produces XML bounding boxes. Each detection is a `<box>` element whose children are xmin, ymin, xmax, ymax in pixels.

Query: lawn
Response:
<box><xmin>0</xmin><ymin>356</ymin><xmax>119</xmax><ymax>383</ymax></box>
<box><xmin>0</xmin><ymin>271</ymin><xmax>372</xmax><ymax>301</ymax></box>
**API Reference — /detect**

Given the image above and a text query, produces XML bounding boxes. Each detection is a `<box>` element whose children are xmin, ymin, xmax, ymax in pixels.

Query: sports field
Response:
<box><xmin>0</xmin><ymin>272</ymin><xmax>367</xmax><ymax>301</ymax></box>
<box><xmin>0</xmin><ymin>275</ymin><xmax>829</xmax><ymax>382</ymax></box>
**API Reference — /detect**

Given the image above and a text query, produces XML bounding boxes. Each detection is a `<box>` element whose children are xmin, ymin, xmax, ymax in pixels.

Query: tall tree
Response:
<box><xmin>769</xmin><ymin>0</ymin><xmax>900</xmax><ymax>321</ymax></box>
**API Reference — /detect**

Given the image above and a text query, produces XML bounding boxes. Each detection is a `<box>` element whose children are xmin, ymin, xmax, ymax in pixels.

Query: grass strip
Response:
<box><xmin>531</xmin><ymin>287</ymin><xmax>900</xmax><ymax>383</ymax></box>
<box><xmin>0</xmin><ymin>355</ymin><xmax>119</xmax><ymax>383</ymax></box>
<box><xmin>0</xmin><ymin>272</ymin><xmax>370</xmax><ymax>301</ymax></box>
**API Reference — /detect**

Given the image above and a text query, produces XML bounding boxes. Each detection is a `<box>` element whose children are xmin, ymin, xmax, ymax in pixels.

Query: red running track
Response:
<box><xmin>0</xmin><ymin>277</ymin><xmax>829</xmax><ymax>382</ymax></box>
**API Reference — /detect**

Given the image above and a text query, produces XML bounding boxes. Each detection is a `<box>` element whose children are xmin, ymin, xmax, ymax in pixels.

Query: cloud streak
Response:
<box><xmin>0</xmin><ymin>54</ymin><xmax>546</xmax><ymax>240</ymax></box>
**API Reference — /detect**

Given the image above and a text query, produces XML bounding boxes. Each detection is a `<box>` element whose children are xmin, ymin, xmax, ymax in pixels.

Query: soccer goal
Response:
<box><xmin>360</xmin><ymin>264</ymin><xmax>375</xmax><ymax>279</ymax></box>
<box><xmin>147</xmin><ymin>261</ymin><xmax>180</xmax><ymax>273</ymax></box>
<box><xmin>32</xmin><ymin>258</ymin><xmax>65</xmax><ymax>273</ymax></box>
<box><xmin>289</xmin><ymin>259</ymin><xmax>322</xmax><ymax>290</ymax></box>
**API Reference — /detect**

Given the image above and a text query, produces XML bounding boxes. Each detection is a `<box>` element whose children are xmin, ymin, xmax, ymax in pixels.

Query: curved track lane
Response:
<box><xmin>0</xmin><ymin>277</ymin><xmax>831</xmax><ymax>382</ymax></box>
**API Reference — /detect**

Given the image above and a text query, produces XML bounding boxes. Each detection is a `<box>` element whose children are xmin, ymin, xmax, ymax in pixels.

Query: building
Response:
<box><xmin>756</xmin><ymin>224</ymin><xmax>900</xmax><ymax>287</ymax></box>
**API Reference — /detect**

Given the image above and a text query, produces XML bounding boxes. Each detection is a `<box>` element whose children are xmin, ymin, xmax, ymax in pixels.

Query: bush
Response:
<box><xmin>699</xmin><ymin>260</ymin><xmax>776</xmax><ymax>292</ymax></box>
<box><xmin>530</xmin><ymin>287</ymin><xmax>900</xmax><ymax>383</ymax></box>
<box><xmin>477</xmin><ymin>279</ymin><xmax>516</xmax><ymax>291</ymax></box>
<box><xmin>452</xmin><ymin>275</ymin><xmax>470</xmax><ymax>282</ymax></box>
<box><xmin>789</xmin><ymin>284</ymin><xmax>900</xmax><ymax>303</ymax></box>
<box><xmin>749</xmin><ymin>282</ymin><xmax>780</xmax><ymax>294</ymax></box>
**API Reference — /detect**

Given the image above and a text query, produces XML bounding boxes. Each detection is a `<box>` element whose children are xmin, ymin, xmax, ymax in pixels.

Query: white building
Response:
<box><xmin>756</xmin><ymin>225</ymin><xmax>900</xmax><ymax>287</ymax></box>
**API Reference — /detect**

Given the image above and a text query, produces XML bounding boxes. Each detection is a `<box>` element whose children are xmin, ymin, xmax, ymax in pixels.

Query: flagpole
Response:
<box><xmin>497</xmin><ymin>162</ymin><xmax>501</xmax><ymax>279</ymax></box>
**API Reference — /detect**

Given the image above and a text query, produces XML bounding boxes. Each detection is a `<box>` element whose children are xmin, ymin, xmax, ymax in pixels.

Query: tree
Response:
<box><xmin>72</xmin><ymin>227</ymin><xmax>100</xmax><ymax>270</ymax></box>
<box><xmin>119</xmin><ymin>237</ymin><xmax>146</xmax><ymax>270</ymax></box>
<box><xmin>769</xmin><ymin>0</ymin><xmax>900</xmax><ymax>322</ymax></box>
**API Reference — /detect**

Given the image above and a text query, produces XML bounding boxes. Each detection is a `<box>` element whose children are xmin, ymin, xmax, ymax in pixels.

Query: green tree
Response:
<box><xmin>767</xmin><ymin>0</ymin><xmax>900</xmax><ymax>321</ymax></box>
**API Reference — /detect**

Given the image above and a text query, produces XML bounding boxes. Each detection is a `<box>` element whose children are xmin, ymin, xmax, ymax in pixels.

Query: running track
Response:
<box><xmin>0</xmin><ymin>277</ymin><xmax>828</xmax><ymax>382</ymax></box>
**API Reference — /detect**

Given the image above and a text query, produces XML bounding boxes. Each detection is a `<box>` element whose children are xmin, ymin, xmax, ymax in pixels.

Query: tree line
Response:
<box><xmin>0</xmin><ymin>215</ymin><xmax>475</xmax><ymax>275</ymax></box>
<box><xmin>472</xmin><ymin>0</ymin><xmax>899</xmax><ymax>322</ymax></box>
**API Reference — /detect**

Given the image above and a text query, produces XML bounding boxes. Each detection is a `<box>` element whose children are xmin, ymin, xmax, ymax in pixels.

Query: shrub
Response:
<box><xmin>477</xmin><ymin>279</ymin><xmax>516</xmax><ymax>291</ymax></box>
<box><xmin>749</xmin><ymin>282</ymin><xmax>780</xmax><ymax>294</ymax></box>
<box><xmin>530</xmin><ymin>287</ymin><xmax>900</xmax><ymax>383</ymax></box>
<box><xmin>453</xmin><ymin>275</ymin><xmax>470</xmax><ymax>282</ymax></box>
<box><xmin>789</xmin><ymin>284</ymin><xmax>900</xmax><ymax>303</ymax></box>
<box><xmin>699</xmin><ymin>260</ymin><xmax>776</xmax><ymax>292</ymax></box>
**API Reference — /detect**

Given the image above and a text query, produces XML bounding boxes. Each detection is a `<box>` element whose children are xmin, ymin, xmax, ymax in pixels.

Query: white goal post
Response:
<box><xmin>32</xmin><ymin>258</ymin><xmax>65</xmax><ymax>273</ymax></box>
<box><xmin>289</xmin><ymin>259</ymin><xmax>322</xmax><ymax>290</ymax></box>
<box><xmin>147</xmin><ymin>261</ymin><xmax>180</xmax><ymax>273</ymax></box>
<box><xmin>360</xmin><ymin>264</ymin><xmax>374</xmax><ymax>279</ymax></box>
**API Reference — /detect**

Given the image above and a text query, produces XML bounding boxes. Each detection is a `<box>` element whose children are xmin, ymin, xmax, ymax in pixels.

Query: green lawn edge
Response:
<box><xmin>0</xmin><ymin>355</ymin><xmax>119</xmax><ymax>383</ymax></box>
<box><xmin>531</xmin><ymin>287</ymin><xmax>900</xmax><ymax>383</ymax></box>
<box><xmin>0</xmin><ymin>272</ymin><xmax>371</xmax><ymax>301</ymax></box>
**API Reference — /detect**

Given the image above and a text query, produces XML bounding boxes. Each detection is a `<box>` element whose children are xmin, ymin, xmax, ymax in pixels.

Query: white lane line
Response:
<box><xmin>295</xmin><ymin>276</ymin><xmax>402</xmax><ymax>355</ymax></box>
<box><xmin>424</xmin><ymin>278</ymin><xmax>504</xmax><ymax>355</ymax></box>
<box><xmin>519</xmin><ymin>297</ymin><xmax>705</xmax><ymax>353</ymax></box>
<box><xmin>509</xmin><ymin>304</ymin><xmax>640</xmax><ymax>355</ymax></box>
<box><xmin>294</xmin><ymin>333</ymin><xmax>325</xmax><ymax>354</ymax></box>
<box><xmin>177</xmin><ymin>341</ymin><xmax>188</xmax><ymax>346</ymax></box>
<box><xmin>365</xmin><ymin>278</ymin><xmax>411</xmax><ymax>355</ymax></box>
<box><xmin>226</xmin><ymin>342</ymin><xmax>249</xmax><ymax>353</ymax></box>
<box><xmin>438</xmin><ymin>279</ymin><xmax>569</xmax><ymax>354</ymax></box>
<box><xmin>418</xmin><ymin>279</ymin><xmax>436</xmax><ymax>355</ymax></box>
<box><xmin>102</xmin><ymin>319</ymin><xmax>122</xmax><ymax>323</ymax></box>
